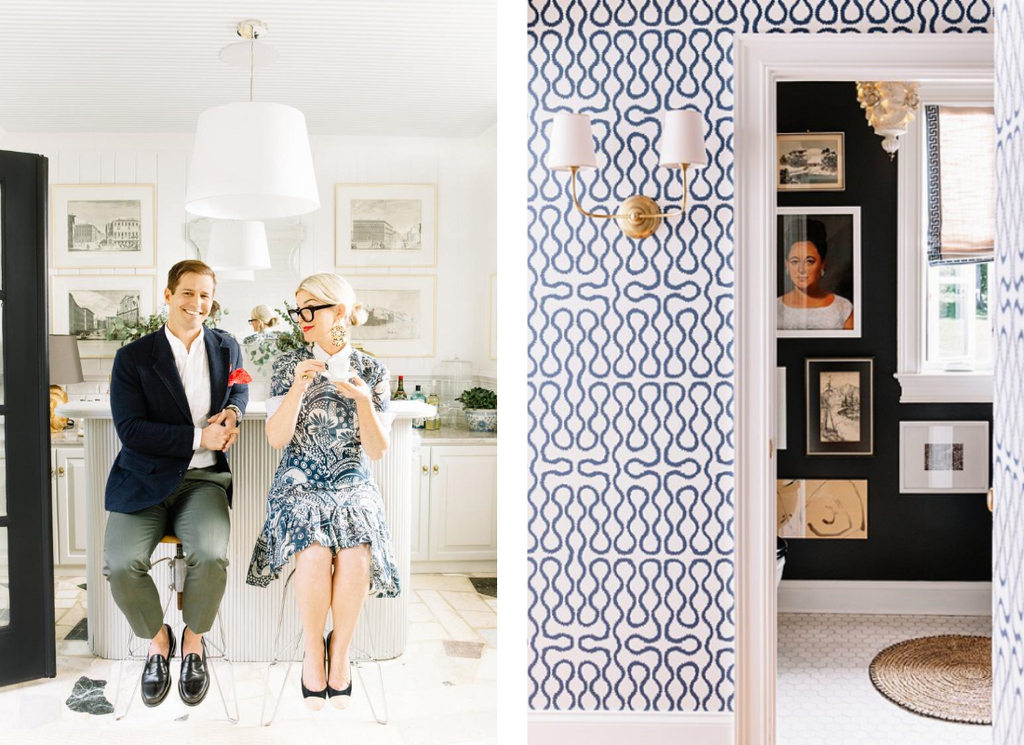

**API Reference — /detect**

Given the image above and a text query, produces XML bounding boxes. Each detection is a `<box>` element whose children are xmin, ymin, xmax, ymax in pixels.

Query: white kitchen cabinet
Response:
<box><xmin>413</xmin><ymin>443</ymin><xmax>497</xmax><ymax>570</ymax></box>
<box><xmin>51</xmin><ymin>442</ymin><xmax>86</xmax><ymax>566</ymax></box>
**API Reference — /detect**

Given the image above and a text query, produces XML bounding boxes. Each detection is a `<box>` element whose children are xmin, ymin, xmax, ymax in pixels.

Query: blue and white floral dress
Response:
<box><xmin>246</xmin><ymin>345</ymin><xmax>400</xmax><ymax>597</ymax></box>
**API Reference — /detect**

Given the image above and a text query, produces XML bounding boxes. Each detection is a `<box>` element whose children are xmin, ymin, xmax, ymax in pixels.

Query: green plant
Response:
<box><xmin>456</xmin><ymin>387</ymin><xmax>496</xmax><ymax>410</ymax></box>
<box><xmin>106</xmin><ymin>305</ymin><xmax>230</xmax><ymax>346</ymax></box>
<box><xmin>246</xmin><ymin>302</ymin><xmax>308</xmax><ymax>372</ymax></box>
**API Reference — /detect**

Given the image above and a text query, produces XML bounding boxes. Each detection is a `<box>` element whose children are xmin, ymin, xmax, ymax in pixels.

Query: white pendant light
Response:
<box><xmin>206</xmin><ymin>220</ymin><xmax>271</xmax><ymax>271</ymax></box>
<box><xmin>185</xmin><ymin>20</ymin><xmax>320</xmax><ymax>220</ymax></box>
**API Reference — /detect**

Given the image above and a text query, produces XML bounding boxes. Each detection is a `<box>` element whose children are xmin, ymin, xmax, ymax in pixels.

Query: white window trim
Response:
<box><xmin>895</xmin><ymin>81</ymin><xmax>994</xmax><ymax>403</ymax></box>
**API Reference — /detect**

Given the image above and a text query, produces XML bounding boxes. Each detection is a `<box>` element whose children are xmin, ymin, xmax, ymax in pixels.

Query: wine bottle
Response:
<box><xmin>393</xmin><ymin>375</ymin><xmax>408</xmax><ymax>401</ymax></box>
<box><xmin>411</xmin><ymin>384</ymin><xmax>427</xmax><ymax>428</ymax></box>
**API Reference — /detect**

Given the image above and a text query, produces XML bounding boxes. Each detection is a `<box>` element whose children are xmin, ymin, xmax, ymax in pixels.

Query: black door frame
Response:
<box><xmin>0</xmin><ymin>149</ymin><xmax>55</xmax><ymax>686</ymax></box>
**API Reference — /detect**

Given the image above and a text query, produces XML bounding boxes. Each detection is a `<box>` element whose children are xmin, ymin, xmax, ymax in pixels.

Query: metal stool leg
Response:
<box><xmin>204</xmin><ymin>607</ymin><xmax>240</xmax><ymax>724</ymax></box>
<box><xmin>260</xmin><ymin>568</ymin><xmax>304</xmax><ymax>727</ymax></box>
<box><xmin>351</xmin><ymin>609</ymin><xmax>389</xmax><ymax>725</ymax></box>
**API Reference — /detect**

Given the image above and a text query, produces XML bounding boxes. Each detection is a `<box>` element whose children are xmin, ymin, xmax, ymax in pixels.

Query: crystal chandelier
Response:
<box><xmin>856</xmin><ymin>81</ymin><xmax>920</xmax><ymax>159</ymax></box>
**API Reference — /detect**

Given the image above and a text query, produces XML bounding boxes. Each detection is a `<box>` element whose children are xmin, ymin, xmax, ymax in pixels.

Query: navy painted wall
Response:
<box><xmin>776</xmin><ymin>81</ymin><xmax>993</xmax><ymax>581</ymax></box>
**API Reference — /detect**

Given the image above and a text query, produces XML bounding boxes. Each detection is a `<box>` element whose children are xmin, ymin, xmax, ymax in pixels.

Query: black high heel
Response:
<box><xmin>325</xmin><ymin>630</ymin><xmax>353</xmax><ymax>709</ymax></box>
<box><xmin>301</xmin><ymin>636</ymin><xmax>327</xmax><ymax>711</ymax></box>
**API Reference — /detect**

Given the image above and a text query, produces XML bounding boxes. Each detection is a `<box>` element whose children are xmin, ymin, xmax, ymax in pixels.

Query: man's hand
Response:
<box><xmin>203</xmin><ymin>409</ymin><xmax>239</xmax><ymax>451</ymax></box>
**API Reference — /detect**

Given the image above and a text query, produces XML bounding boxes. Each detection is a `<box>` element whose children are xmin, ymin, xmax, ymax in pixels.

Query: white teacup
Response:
<box><xmin>326</xmin><ymin>356</ymin><xmax>358</xmax><ymax>382</ymax></box>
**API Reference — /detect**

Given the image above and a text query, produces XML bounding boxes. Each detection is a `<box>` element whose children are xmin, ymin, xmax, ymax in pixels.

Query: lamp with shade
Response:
<box><xmin>49</xmin><ymin>335</ymin><xmax>83</xmax><ymax>434</ymax></box>
<box><xmin>205</xmin><ymin>220</ymin><xmax>271</xmax><ymax>273</ymax></box>
<box><xmin>548</xmin><ymin>109</ymin><xmax>707</xmax><ymax>239</ymax></box>
<box><xmin>185</xmin><ymin>20</ymin><xmax>320</xmax><ymax>221</ymax></box>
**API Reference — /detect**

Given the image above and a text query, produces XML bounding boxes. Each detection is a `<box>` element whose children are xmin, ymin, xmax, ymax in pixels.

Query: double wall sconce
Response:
<box><xmin>856</xmin><ymin>81</ymin><xmax>920</xmax><ymax>159</ymax></box>
<box><xmin>547</xmin><ymin>110</ymin><xmax>707</xmax><ymax>240</ymax></box>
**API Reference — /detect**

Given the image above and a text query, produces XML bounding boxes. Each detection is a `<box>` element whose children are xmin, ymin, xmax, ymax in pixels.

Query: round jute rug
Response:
<box><xmin>868</xmin><ymin>635</ymin><xmax>991</xmax><ymax>725</ymax></box>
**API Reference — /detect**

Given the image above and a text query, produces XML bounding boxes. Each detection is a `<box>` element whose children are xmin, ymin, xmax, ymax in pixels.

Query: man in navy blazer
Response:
<box><xmin>102</xmin><ymin>260</ymin><xmax>248</xmax><ymax>708</ymax></box>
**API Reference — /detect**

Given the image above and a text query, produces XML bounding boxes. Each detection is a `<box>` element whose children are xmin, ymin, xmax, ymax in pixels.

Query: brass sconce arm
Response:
<box><xmin>568</xmin><ymin>164</ymin><xmax>691</xmax><ymax>240</ymax></box>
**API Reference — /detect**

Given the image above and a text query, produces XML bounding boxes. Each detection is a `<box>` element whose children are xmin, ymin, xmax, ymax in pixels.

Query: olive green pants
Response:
<box><xmin>102</xmin><ymin>467</ymin><xmax>232</xmax><ymax>639</ymax></box>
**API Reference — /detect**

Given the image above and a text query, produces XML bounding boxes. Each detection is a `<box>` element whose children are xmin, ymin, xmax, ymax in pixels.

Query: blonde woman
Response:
<box><xmin>242</xmin><ymin>304</ymin><xmax>282</xmax><ymax>344</ymax></box>
<box><xmin>246</xmin><ymin>273</ymin><xmax>398</xmax><ymax>710</ymax></box>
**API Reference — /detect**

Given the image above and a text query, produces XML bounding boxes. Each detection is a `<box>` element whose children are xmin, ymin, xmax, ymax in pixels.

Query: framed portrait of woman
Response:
<box><xmin>777</xmin><ymin>207</ymin><xmax>861</xmax><ymax>338</ymax></box>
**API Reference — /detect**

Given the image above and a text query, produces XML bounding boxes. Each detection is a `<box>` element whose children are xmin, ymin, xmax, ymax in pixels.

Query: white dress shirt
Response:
<box><xmin>164</xmin><ymin>325</ymin><xmax>217</xmax><ymax>469</ymax></box>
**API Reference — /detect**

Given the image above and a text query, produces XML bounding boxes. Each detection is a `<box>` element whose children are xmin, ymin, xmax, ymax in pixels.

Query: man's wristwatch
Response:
<box><xmin>224</xmin><ymin>404</ymin><xmax>243</xmax><ymax>423</ymax></box>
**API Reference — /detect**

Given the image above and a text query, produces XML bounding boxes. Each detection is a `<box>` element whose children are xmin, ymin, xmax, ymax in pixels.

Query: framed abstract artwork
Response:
<box><xmin>899</xmin><ymin>421</ymin><xmax>990</xmax><ymax>494</ymax></box>
<box><xmin>777</xmin><ymin>479</ymin><xmax>867</xmax><ymax>539</ymax></box>
<box><xmin>50</xmin><ymin>274</ymin><xmax>157</xmax><ymax>358</ymax></box>
<box><xmin>335</xmin><ymin>183</ymin><xmax>438</xmax><ymax>268</ymax></box>
<box><xmin>346</xmin><ymin>274</ymin><xmax>437</xmax><ymax>357</ymax></box>
<box><xmin>805</xmin><ymin>357</ymin><xmax>873</xmax><ymax>456</ymax></box>
<box><xmin>52</xmin><ymin>184</ymin><xmax>156</xmax><ymax>269</ymax></box>
<box><xmin>777</xmin><ymin>132</ymin><xmax>845</xmax><ymax>191</ymax></box>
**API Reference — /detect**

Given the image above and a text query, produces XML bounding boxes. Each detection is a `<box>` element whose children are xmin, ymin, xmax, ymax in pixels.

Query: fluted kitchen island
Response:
<box><xmin>56</xmin><ymin>399</ymin><xmax>433</xmax><ymax>662</ymax></box>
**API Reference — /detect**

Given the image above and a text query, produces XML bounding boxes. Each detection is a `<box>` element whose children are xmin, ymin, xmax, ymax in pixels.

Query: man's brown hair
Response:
<box><xmin>167</xmin><ymin>260</ymin><xmax>217</xmax><ymax>294</ymax></box>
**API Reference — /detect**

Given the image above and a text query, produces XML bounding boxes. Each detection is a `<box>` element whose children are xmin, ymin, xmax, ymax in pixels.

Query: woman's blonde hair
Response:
<box><xmin>251</xmin><ymin>304</ymin><xmax>280</xmax><ymax>328</ymax></box>
<box><xmin>295</xmin><ymin>273</ymin><xmax>368</xmax><ymax>327</ymax></box>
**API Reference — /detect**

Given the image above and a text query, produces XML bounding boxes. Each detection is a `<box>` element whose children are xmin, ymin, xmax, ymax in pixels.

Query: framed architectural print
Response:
<box><xmin>777</xmin><ymin>479</ymin><xmax>867</xmax><ymax>539</ymax></box>
<box><xmin>346</xmin><ymin>274</ymin><xmax>437</xmax><ymax>357</ymax></box>
<box><xmin>335</xmin><ymin>183</ymin><xmax>438</xmax><ymax>268</ymax></box>
<box><xmin>777</xmin><ymin>207</ymin><xmax>861</xmax><ymax>339</ymax></box>
<box><xmin>899</xmin><ymin>421</ymin><xmax>990</xmax><ymax>494</ymax></box>
<box><xmin>51</xmin><ymin>274</ymin><xmax>157</xmax><ymax>358</ymax></box>
<box><xmin>777</xmin><ymin>132</ymin><xmax>845</xmax><ymax>191</ymax></box>
<box><xmin>489</xmin><ymin>272</ymin><xmax>497</xmax><ymax>360</ymax></box>
<box><xmin>805</xmin><ymin>357</ymin><xmax>873</xmax><ymax>456</ymax></box>
<box><xmin>52</xmin><ymin>184</ymin><xmax>156</xmax><ymax>269</ymax></box>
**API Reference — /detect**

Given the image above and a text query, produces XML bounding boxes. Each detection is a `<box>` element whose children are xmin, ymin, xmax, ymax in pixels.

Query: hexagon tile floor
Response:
<box><xmin>778</xmin><ymin>613</ymin><xmax>992</xmax><ymax>745</ymax></box>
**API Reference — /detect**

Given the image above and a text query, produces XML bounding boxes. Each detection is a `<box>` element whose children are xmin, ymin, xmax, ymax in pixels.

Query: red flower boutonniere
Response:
<box><xmin>228</xmin><ymin>368</ymin><xmax>253</xmax><ymax>386</ymax></box>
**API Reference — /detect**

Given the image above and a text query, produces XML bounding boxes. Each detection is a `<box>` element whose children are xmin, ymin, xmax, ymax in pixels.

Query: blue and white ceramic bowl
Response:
<box><xmin>465</xmin><ymin>409</ymin><xmax>497</xmax><ymax>433</ymax></box>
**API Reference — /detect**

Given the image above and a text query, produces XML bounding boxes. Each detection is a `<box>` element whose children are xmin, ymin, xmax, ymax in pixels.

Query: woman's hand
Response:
<box><xmin>332</xmin><ymin>374</ymin><xmax>373</xmax><ymax>404</ymax></box>
<box><xmin>291</xmin><ymin>360</ymin><xmax>326</xmax><ymax>392</ymax></box>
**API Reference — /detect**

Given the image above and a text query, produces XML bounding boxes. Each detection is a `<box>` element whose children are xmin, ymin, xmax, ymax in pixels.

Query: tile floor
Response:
<box><xmin>778</xmin><ymin>613</ymin><xmax>991</xmax><ymax>745</ymax></box>
<box><xmin>1</xmin><ymin>573</ymin><xmax>497</xmax><ymax>744</ymax></box>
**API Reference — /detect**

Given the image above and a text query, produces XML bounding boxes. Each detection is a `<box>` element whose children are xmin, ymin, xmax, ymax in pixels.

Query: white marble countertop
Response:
<box><xmin>415</xmin><ymin>425</ymin><xmax>497</xmax><ymax>445</ymax></box>
<box><xmin>57</xmin><ymin>399</ymin><xmax>435</xmax><ymax>420</ymax></box>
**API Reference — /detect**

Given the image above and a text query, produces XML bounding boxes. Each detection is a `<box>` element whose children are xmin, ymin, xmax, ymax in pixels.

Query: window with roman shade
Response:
<box><xmin>925</xmin><ymin>105</ymin><xmax>995</xmax><ymax>265</ymax></box>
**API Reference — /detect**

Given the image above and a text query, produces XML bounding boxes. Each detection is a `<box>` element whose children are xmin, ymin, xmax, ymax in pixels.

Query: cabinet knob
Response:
<box><xmin>58</xmin><ymin>466</ymin><xmax>66</xmax><ymax>477</ymax></box>
<box><xmin>432</xmin><ymin>464</ymin><xmax>439</xmax><ymax>474</ymax></box>
<box><xmin>50</xmin><ymin>468</ymin><xmax>55</xmax><ymax>478</ymax></box>
<box><xmin>422</xmin><ymin>465</ymin><xmax>428</xmax><ymax>475</ymax></box>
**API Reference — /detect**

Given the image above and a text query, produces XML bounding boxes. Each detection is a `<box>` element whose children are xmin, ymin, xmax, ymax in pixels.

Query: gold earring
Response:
<box><xmin>330</xmin><ymin>322</ymin><xmax>348</xmax><ymax>347</ymax></box>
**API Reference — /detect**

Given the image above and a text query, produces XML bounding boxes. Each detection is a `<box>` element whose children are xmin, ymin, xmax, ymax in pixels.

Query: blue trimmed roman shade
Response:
<box><xmin>925</xmin><ymin>105</ymin><xmax>996</xmax><ymax>266</ymax></box>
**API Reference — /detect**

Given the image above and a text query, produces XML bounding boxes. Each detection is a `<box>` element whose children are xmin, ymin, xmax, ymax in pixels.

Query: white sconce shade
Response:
<box><xmin>548</xmin><ymin>113</ymin><xmax>598</xmax><ymax>171</ymax></box>
<box><xmin>206</xmin><ymin>220</ymin><xmax>271</xmax><ymax>271</ymax></box>
<box><xmin>186</xmin><ymin>102</ymin><xmax>320</xmax><ymax>220</ymax></box>
<box><xmin>659</xmin><ymin>109</ymin><xmax>707</xmax><ymax>168</ymax></box>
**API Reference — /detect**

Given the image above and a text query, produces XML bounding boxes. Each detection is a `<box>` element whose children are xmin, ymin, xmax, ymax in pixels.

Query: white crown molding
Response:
<box><xmin>894</xmin><ymin>372</ymin><xmax>993</xmax><ymax>403</ymax></box>
<box><xmin>528</xmin><ymin>711</ymin><xmax>733</xmax><ymax>745</ymax></box>
<box><xmin>779</xmin><ymin>580</ymin><xmax>992</xmax><ymax>616</ymax></box>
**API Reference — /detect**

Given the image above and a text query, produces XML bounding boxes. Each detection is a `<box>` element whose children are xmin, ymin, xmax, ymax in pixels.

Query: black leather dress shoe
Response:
<box><xmin>141</xmin><ymin>623</ymin><xmax>176</xmax><ymax>708</ymax></box>
<box><xmin>178</xmin><ymin>630</ymin><xmax>210</xmax><ymax>706</ymax></box>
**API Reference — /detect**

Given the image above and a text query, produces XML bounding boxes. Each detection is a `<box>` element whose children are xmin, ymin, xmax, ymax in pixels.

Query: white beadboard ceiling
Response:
<box><xmin>0</xmin><ymin>0</ymin><xmax>495</xmax><ymax>138</ymax></box>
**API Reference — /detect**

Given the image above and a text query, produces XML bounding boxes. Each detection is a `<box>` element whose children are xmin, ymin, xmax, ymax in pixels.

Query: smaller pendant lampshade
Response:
<box><xmin>547</xmin><ymin>113</ymin><xmax>599</xmax><ymax>171</ymax></box>
<box><xmin>186</xmin><ymin>102</ymin><xmax>320</xmax><ymax>220</ymax></box>
<box><xmin>49</xmin><ymin>334</ymin><xmax>84</xmax><ymax>385</ymax></box>
<box><xmin>658</xmin><ymin>110</ymin><xmax>708</xmax><ymax>168</ymax></box>
<box><xmin>206</xmin><ymin>220</ymin><xmax>271</xmax><ymax>271</ymax></box>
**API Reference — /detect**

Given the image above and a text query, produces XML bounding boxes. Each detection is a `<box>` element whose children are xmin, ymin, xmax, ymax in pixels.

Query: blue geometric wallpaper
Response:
<box><xmin>527</xmin><ymin>0</ymin><xmax>991</xmax><ymax>713</ymax></box>
<box><xmin>993</xmin><ymin>1</ymin><xmax>1022</xmax><ymax>741</ymax></box>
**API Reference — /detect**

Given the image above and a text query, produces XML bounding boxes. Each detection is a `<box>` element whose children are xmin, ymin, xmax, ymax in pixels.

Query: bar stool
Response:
<box><xmin>111</xmin><ymin>534</ymin><xmax>239</xmax><ymax>722</ymax></box>
<box><xmin>259</xmin><ymin>566</ymin><xmax>389</xmax><ymax>726</ymax></box>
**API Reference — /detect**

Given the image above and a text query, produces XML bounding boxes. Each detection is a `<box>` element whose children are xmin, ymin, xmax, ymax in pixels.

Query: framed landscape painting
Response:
<box><xmin>347</xmin><ymin>274</ymin><xmax>436</xmax><ymax>357</ymax></box>
<box><xmin>335</xmin><ymin>183</ymin><xmax>438</xmax><ymax>268</ymax></box>
<box><xmin>52</xmin><ymin>184</ymin><xmax>156</xmax><ymax>269</ymax></box>
<box><xmin>805</xmin><ymin>357</ymin><xmax>874</xmax><ymax>456</ymax></box>
<box><xmin>51</xmin><ymin>275</ymin><xmax>156</xmax><ymax>358</ymax></box>
<box><xmin>777</xmin><ymin>132</ymin><xmax>845</xmax><ymax>191</ymax></box>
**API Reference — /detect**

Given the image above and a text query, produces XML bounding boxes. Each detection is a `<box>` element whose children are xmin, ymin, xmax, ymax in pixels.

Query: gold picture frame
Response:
<box><xmin>777</xmin><ymin>132</ymin><xmax>845</xmax><ymax>191</ymax></box>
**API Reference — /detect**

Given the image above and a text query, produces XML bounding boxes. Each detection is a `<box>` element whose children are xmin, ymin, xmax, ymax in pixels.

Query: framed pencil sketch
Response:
<box><xmin>777</xmin><ymin>132</ymin><xmax>845</xmax><ymax>191</ymax></box>
<box><xmin>335</xmin><ymin>183</ymin><xmax>438</xmax><ymax>268</ymax></box>
<box><xmin>805</xmin><ymin>357</ymin><xmax>873</xmax><ymax>456</ymax></box>
<box><xmin>51</xmin><ymin>274</ymin><xmax>157</xmax><ymax>358</ymax></box>
<box><xmin>346</xmin><ymin>274</ymin><xmax>437</xmax><ymax>357</ymax></box>
<box><xmin>489</xmin><ymin>273</ymin><xmax>497</xmax><ymax>360</ymax></box>
<box><xmin>899</xmin><ymin>421</ymin><xmax>990</xmax><ymax>494</ymax></box>
<box><xmin>52</xmin><ymin>184</ymin><xmax>156</xmax><ymax>269</ymax></box>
